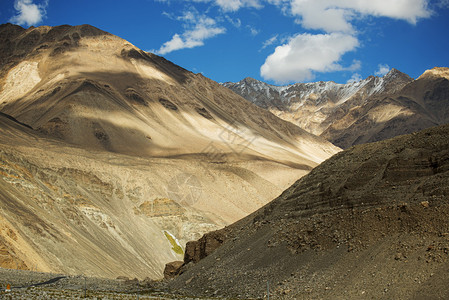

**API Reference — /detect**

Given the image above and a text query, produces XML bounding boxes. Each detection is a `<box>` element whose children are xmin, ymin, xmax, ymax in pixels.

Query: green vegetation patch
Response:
<box><xmin>164</xmin><ymin>231</ymin><xmax>184</xmax><ymax>255</ymax></box>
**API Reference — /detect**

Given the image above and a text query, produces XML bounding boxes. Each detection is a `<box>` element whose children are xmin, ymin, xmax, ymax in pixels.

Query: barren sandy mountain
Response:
<box><xmin>168</xmin><ymin>124</ymin><xmax>449</xmax><ymax>299</ymax></box>
<box><xmin>0</xmin><ymin>23</ymin><xmax>339</xmax><ymax>280</ymax></box>
<box><xmin>0</xmin><ymin>23</ymin><xmax>337</xmax><ymax>162</ymax></box>
<box><xmin>224</xmin><ymin>68</ymin><xmax>449</xmax><ymax>148</ymax></box>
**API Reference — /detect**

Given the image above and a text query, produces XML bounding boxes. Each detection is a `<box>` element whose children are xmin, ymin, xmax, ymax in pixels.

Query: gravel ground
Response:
<box><xmin>0</xmin><ymin>268</ymin><xmax>223</xmax><ymax>299</ymax></box>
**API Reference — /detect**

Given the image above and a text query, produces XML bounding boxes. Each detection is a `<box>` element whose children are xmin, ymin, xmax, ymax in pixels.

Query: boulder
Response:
<box><xmin>164</xmin><ymin>261</ymin><xmax>184</xmax><ymax>279</ymax></box>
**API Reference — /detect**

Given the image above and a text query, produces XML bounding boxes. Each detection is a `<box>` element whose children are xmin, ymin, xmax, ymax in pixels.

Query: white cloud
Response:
<box><xmin>290</xmin><ymin>0</ymin><xmax>432</xmax><ymax>33</ymax></box>
<box><xmin>375</xmin><ymin>64</ymin><xmax>390</xmax><ymax>76</ymax></box>
<box><xmin>215</xmin><ymin>0</ymin><xmax>262</xmax><ymax>12</ymax></box>
<box><xmin>258</xmin><ymin>0</ymin><xmax>433</xmax><ymax>83</ymax></box>
<box><xmin>154</xmin><ymin>0</ymin><xmax>434</xmax><ymax>82</ymax></box>
<box><xmin>292</xmin><ymin>3</ymin><xmax>354</xmax><ymax>33</ymax></box>
<box><xmin>247</xmin><ymin>25</ymin><xmax>259</xmax><ymax>36</ymax></box>
<box><xmin>9</xmin><ymin>0</ymin><xmax>48</xmax><ymax>27</ymax></box>
<box><xmin>155</xmin><ymin>11</ymin><xmax>226</xmax><ymax>54</ymax></box>
<box><xmin>266</xmin><ymin>0</ymin><xmax>290</xmax><ymax>5</ymax></box>
<box><xmin>261</xmin><ymin>34</ymin><xmax>278</xmax><ymax>50</ymax></box>
<box><xmin>347</xmin><ymin>73</ymin><xmax>362</xmax><ymax>83</ymax></box>
<box><xmin>225</xmin><ymin>15</ymin><xmax>242</xmax><ymax>27</ymax></box>
<box><xmin>154</xmin><ymin>1</ymin><xmax>262</xmax><ymax>55</ymax></box>
<box><xmin>348</xmin><ymin>59</ymin><xmax>362</xmax><ymax>72</ymax></box>
<box><xmin>260</xmin><ymin>32</ymin><xmax>359</xmax><ymax>83</ymax></box>
<box><xmin>166</xmin><ymin>0</ymin><xmax>263</xmax><ymax>11</ymax></box>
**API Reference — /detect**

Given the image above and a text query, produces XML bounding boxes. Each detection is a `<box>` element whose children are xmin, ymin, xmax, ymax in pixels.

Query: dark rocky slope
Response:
<box><xmin>168</xmin><ymin>124</ymin><xmax>449</xmax><ymax>299</ymax></box>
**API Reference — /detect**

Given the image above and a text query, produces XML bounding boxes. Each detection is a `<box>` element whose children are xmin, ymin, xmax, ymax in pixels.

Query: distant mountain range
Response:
<box><xmin>223</xmin><ymin>67</ymin><xmax>449</xmax><ymax>148</ymax></box>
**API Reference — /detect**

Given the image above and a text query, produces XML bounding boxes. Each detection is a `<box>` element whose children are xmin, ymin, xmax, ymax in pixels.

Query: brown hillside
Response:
<box><xmin>168</xmin><ymin>124</ymin><xmax>449</xmax><ymax>299</ymax></box>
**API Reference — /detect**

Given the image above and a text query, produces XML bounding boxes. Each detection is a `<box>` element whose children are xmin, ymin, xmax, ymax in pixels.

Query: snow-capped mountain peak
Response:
<box><xmin>222</xmin><ymin>70</ymin><xmax>414</xmax><ymax>137</ymax></box>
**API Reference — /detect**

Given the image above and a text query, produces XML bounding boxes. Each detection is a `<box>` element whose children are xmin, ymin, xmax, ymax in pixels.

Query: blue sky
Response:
<box><xmin>1</xmin><ymin>0</ymin><xmax>449</xmax><ymax>85</ymax></box>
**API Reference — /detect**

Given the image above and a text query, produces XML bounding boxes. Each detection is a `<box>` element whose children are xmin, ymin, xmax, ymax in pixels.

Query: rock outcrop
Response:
<box><xmin>163</xmin><ymin>228</ymin><xmax>229</xmax><ymax>280</ymax></box>
<box><xmin>184</xmin><ymin>230</ymin><xmax>228</xmax><ymax>264</ymax></box>
<box><xmin>163</xmin><ymin>261</ymin><xmax>184</xmax><ymax>279</ymax></box>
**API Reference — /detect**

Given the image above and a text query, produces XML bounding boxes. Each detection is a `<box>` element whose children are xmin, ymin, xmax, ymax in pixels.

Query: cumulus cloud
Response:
<box><xmin>260</xmin><ymin>32</ymin><xmax>359</xmax><ymax>83</ymax></box>
<box><xmin>290</xmin><ymin>0</ymin><xmax>432</xmax><ymax>33</ymax></box>
<box><xmin>258</xmin><ymin>0</ymin><xmax>432</xmax><ymax>83</ymax></box>
<box><xmin>375</xmin><ymin>64</ymin><xmax>390</xmax><ymax>76</ymax></box>
<box><xmin>155</xmin><ymin>10</ymin><xmax>226</xmax><ymax>54</ymax></box>
<box><xmin>292</xmin><ymin>3</ymin><xmax>354</xmax><ymax>33</ymax></box>
<box><xmin>155</xmin><ymin>0</ymin><xmax>434</xmax><ymax>82</ymax></box>
<box><xmin>347</xmin><ymin>73</ymin><xmax>363</xmax><ymax>83</ymax></box>
<box><xmin>9</xmin><ymin>0</ymin><xmax>48</xmax><ymax>27</ymax></box>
